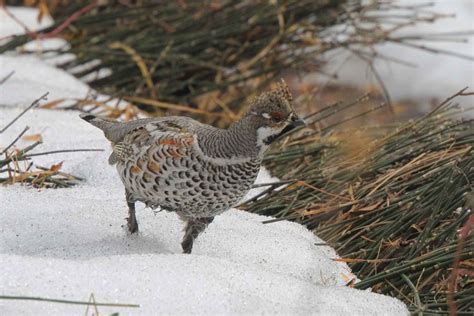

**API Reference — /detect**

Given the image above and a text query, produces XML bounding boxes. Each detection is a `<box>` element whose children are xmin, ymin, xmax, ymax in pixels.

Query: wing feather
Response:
<box><xmin>109</xmin><ymin>119</ymin><xmax>195</xmax><ymax>165</ymax></box>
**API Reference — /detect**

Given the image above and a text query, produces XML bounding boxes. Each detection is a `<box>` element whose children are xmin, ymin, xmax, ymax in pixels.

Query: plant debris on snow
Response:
<box><xmin>0</xmin><ymin>92</ymin><xmax>101</xmax><ymax>188</ymax></box>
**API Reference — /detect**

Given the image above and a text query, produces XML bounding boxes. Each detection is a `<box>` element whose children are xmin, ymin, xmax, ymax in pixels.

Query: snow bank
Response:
<box><xmin>0</xmin><ymin>108</ymin><xmax>408</xmax><ymax>314</ymax></box>
<box><xmin>0</xmin><ymin>55</ymin><xmax>90</xmax><ymax>107</ymax></box>
<box><xmin>1</xmin><ymin>149</ymin><xmax>408</xmax><ymax>315</ymax></box>
<box><xmin>0</xmin><ymin>6</ymin><xmax>409</xmax><ymax>315</ymax></box>
<box><xmin>0</xmin><ymin>107</ymin><xmax>357</xmax><ymax>288</ymax></box>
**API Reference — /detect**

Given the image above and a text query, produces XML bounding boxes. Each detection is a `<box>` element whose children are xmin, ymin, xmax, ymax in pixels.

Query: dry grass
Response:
<box><xmin>243</xmin><ymin>89</ymin><xmax>474</xmax><ymax>314</ymax></box>
<box><xmin>2</xmin><ymin>1</ymin><xmax>455</xmax><ymax>126</ymax></box>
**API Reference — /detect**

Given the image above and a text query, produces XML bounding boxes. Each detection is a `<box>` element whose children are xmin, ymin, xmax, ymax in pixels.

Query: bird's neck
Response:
<box><xmin>197</xmin><ymin>116</ymin><xmax>263</xmax><ymax>160</ymax></box>
<box><xmin>228</xmin><ymin>117</ymin><xmax>262</xmax><ymax>156</ymax></box>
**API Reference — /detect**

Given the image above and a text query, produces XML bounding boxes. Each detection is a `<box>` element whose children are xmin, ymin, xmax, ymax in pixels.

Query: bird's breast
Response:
<box><xmin>116</xmin><ymin>141</ymin><xmax>261</xmax><ymax>217</ymax></box>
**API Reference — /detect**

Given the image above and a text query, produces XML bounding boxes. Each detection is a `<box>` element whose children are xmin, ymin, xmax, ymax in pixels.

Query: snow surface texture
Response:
<box><xmin>311</xmin><ymin>0</ymin><xmax>474</xmax><ymax>103</ymax></box>
<box><xmin>0</xmin><ymin>101</ymin><xmax>408</xmax><ymax>316</ymax></box>
<box><xmin>0</xmin><ymin>6</ymin><xmax>409</xmax><ymax>315</ymax></box>
<box><xmin>0</xmin><ymin>6</ymin><xmax>53</xmax><ymax>38</ymax></box>
<box><xmin>0</xmin><ymin>54</ymin><xmax>90</xmax><ymax>107</ymax></box>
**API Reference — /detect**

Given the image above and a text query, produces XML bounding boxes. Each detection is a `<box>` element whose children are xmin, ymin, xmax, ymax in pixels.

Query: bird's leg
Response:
<box><xmin>181</xmin><ymin>217</ymin><xmax>214</xmax><ymax>254</ymax></box>
<box><xmin>125</xmin><ymin>190</ymin><xmax>138</xmax><ymax>233</ymax></box>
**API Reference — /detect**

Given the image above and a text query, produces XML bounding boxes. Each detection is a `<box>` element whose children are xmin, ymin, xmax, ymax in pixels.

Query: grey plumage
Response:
<box><xmin>80</xmin><ymin>80</ymin><xmax>304</xmax><ymax>253</ymax></box>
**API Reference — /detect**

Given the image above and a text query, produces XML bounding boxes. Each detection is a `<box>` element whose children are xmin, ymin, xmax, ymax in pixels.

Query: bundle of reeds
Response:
<box><xmin>1</xmin><ymin>0</ymin><xmax>448</xmax><ymax>125</ymax></box>
<box><xmin>243</xmin><ymin>89</ymin><xmax>474</xmax><ymax>314</ymax></box>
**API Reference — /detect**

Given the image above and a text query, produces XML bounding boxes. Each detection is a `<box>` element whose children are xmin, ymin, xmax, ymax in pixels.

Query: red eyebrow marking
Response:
<box><xmin>270</xmin><ymin>111</ymin><xmax>284</xmax><ymax>121</ymax></box>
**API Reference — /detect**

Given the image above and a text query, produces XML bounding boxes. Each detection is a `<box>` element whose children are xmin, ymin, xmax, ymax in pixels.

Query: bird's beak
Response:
<box><xmin>289</xmin><ymin>115</ymin><xmax>306</xmax><ymax>128</ymax></box>
<box><xmin>263</xmin><ymin>114</ymin><xmax>305</xmax><ymax>145</ymax></box>
<box><xmin>278</xmin><ymin>114</ymin><xmax>306</xmax><ymax>136</ymax></box>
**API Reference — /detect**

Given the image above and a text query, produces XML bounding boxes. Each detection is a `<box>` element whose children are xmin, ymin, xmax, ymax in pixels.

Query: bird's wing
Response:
<box><xmin>109</xmin><ymin>119</ymin><xmax>196</xmax><ymax>165</ymax></box>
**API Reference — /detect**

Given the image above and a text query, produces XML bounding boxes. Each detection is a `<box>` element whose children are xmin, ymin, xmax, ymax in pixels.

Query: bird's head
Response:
<box><xmin>244</xmin><ymin>79</ymin><xmax>305</xmax><ymax>149</ymax></box>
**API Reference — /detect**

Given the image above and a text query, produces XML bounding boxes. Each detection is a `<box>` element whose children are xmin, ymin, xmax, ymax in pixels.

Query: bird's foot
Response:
<box><xmin>181</xmin><ymin>238</ymin><xmax>193</xmax><ymax>254</ymax></box>
<box><xmin>126</xmin><ymin>216</ymin><xmax>139</xmax><ymax>234</ymax></box>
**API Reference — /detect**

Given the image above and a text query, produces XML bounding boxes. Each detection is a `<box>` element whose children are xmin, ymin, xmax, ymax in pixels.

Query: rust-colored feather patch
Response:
<box><xmin>130</xmin><ymin>165</ymin><xmax>141</xmax><ymax>173</ymax></box>
<box><xmin>168</xmin><ymin>148</ymin><xmax>187</xmax><ymax>158</ymax></box>
<box><xmin>159</xmin><ymin>138</ymin><xmax>180</xmax><ymax>146</ymax></box>
<box><xmin>148</xmin><ymin>161</ymin><xmax>161</xmax><ymax>174</ymax></box>
<box><xmin>183</xmin><ymin>135</ymin><xmax>194</xmax><ymax>147</ymax></box>
<box><xmin>159</xmin><ymin>135</ymin><xmax>194</xmax><ymax>148</ymax></box>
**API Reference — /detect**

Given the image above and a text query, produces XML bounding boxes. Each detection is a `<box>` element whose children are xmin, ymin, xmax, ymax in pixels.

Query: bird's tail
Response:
<box><xmin>79</xmin><ymin>113</ymin><xmax>123</xmax><ymax>142</ymax></box>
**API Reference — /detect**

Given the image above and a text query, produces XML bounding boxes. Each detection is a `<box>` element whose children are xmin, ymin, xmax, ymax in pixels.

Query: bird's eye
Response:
<box><xmin>270</xmin><ymin>111</ymin><xmax>284</xmax><ymax>122</ymax></box>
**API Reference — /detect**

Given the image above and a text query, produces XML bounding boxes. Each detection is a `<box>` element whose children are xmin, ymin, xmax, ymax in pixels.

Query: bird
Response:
<box><xmin>80</xmin><ymin>80</ymin><xmax>304</xmax><ymax>253</ymax></box>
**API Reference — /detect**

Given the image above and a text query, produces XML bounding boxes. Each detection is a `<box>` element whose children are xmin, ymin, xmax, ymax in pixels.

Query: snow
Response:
<box><xmin>311</xmin><ymin>0</ymin><xmax>474</xmax><ymax>103</ymax></box>
<box><xmin>0</xmin><ymin>52</ymin><xmax>129</xmax><ymax>114</ymax></box>
<box><xmin>0</xmin><ymin>109</ymin><xmax>409</xmax><ymax>314</ymax></box>
<box><xmin>0</xmin><ymin>6</ymin><xmax>409</xmax><ymax>315</ymax></box>
<box><xmin>0</xmin><ymin>55</ymin><xmax>90</xmax><ymax>107</ymax></box>
<box><xmin>0</xmin><ymin>6</ymin><xmax>53</xmax><ymax>39</ymax></box>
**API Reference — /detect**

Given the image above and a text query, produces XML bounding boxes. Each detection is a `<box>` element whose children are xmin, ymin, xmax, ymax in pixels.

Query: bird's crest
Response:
<box><xmin>275</xmin><ymin>78</ymin><xmax>293</xmax><ymax>105</ymax></box>
<box><xmin>246</xmin><ymin>78</ymin><xmax>295</xmax><ymax>116</ymax></box>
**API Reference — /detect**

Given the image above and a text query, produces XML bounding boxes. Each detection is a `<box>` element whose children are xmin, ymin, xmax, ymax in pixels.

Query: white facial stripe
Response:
<box><xmin>256</xmin><ymin>126</ymin><xmax>284</xmax><ymax>156</ymax></box>
<box><xmin>262</xmin><ymin>113</ymin><xmax>271</xmax><ymax>119</ymax></box>
<box><xmin>256</xmin><ymin>126</ymin><xmax>276</xmax><ymax>147</ymax></box>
